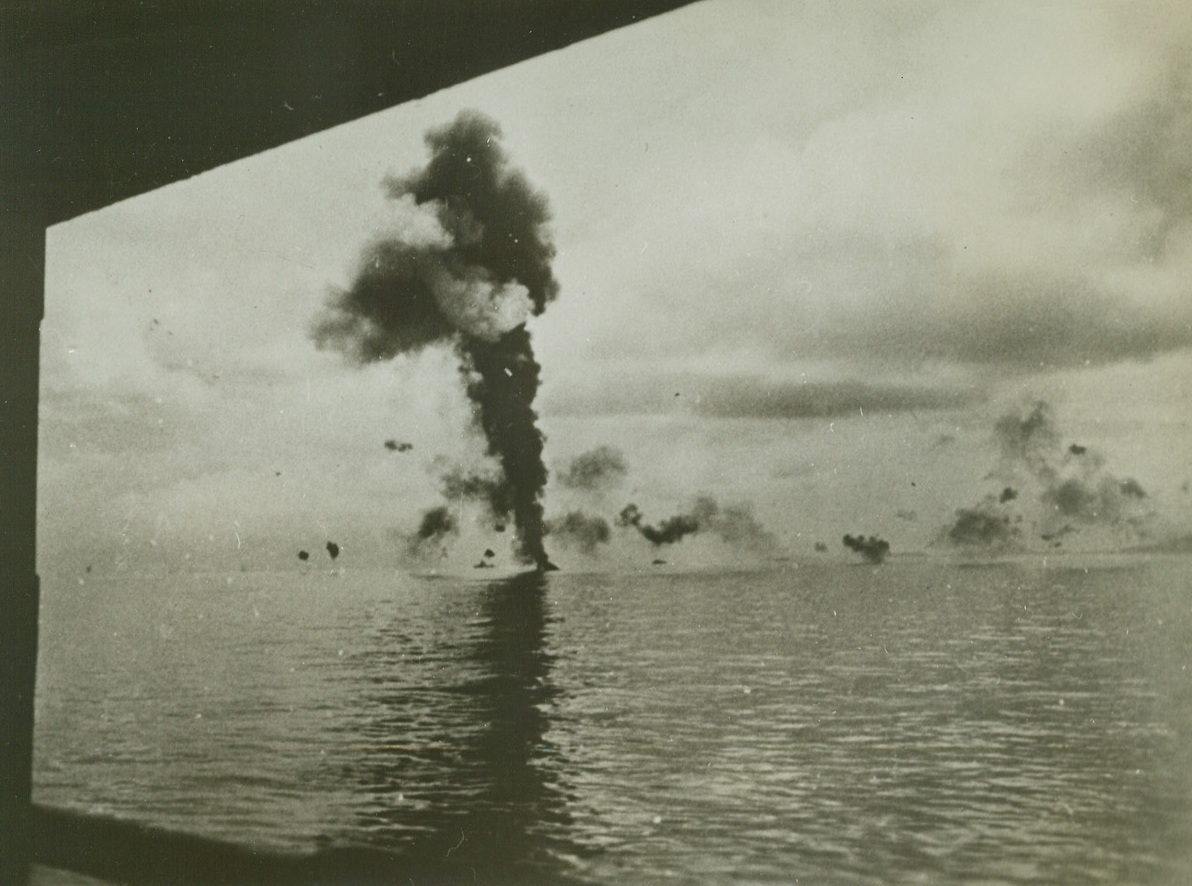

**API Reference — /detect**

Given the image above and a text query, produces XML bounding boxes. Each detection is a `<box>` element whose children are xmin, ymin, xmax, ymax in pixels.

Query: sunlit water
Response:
<box><xmin>34</xmin><ymin>556</ymin><xmax>1192</xmax><ymax>884</ymax></box>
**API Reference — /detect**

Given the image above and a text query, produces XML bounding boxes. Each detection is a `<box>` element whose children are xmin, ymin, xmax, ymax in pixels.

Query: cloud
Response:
<box><xmin>534</xmin><ymin>3</ymin><xmax>1192</xmax><ymax>380</ymax></box>
<box><xmin>696</xmin><ymin>377</ymin><xmax>976</xmax><ymax>419</ymax></box>
<box><xmin>542</xmin><ymin>369</ymin><xmax>978</xmax><ymax>419</ymax></box>
<box><xmin>941</xmin><ymin>400</ymin><xmax>1157</xmax><ymax>551</ymax></box>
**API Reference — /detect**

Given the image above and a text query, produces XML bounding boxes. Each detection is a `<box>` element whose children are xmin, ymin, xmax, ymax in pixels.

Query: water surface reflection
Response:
<box><xmin>333</xmin><ymin>572</ymin><xmax>579</xmax><ymax>883</ymax></box>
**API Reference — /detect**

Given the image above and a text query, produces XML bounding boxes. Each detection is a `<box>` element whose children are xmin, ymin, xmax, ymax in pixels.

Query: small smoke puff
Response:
<box><xmin>646</xmin><ymin>514</ymin><xmax>701</xmax><ymax>546</ymax></box>
<box><xmin>1119</xmin><ymin>478</ymin><xmax>1146</xmax><ymax>498</ymax></box>
<box><xmin>413</xmin><ymin>506</ymin><xmax>458</xmax><ymax>542</ymax></box>
<box><xmin>842</xmin><ymin>534</ymin><xmax>891</xmax><ymax>563</ymax></box>
<box><xmin>702</xmin><ymin>500</ymin><xmax>777</xmax><ymax>551</ymax></box>
<box><xmin>999</xmin><ymin>487</ymin><xmax>1018</xmax><ymax>503</ymax></box>
<box><xmin>993</xmin><ymin>400</ymin><xmax>1059</xmax><ymax>479</ymax></box>
<box><xmin>557</xmin><ymin>446</ymin><xmax>629</xmax><ymax>491</ymax></box>
<box><xmin>947</xmin><ymin>505</ymin><xmax>1018</xmax><ymax>547</ymax></box>
<box><xmin>546</xmin><ymin>510</ymin><xmax>611</xmax><ymax>554</ymax></box>
<box><xmin>616</xmin><ymin>503</ymin><xmax>643</xmax><ymax>528</ymax></box>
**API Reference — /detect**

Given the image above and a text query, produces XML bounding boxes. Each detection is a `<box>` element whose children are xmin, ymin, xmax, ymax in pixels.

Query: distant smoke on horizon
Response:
<box><xmin>616</xmin><ymin>496</ymin><xmax>776</xmax><ymax>552</ymax></box>
<box><xmin>545</xmin><ymin>510</ymin><xmax>611</xmax><ymax>555</ymax></box>
<box><xmin>942</xmin><ymin>400</ymin><xmax>1153</xmax><ymax>551</ymax></box>
<box><xmin>843</xmin><ymin>533</ymin><xmax>890</xmax><ymax>564</ymax></box>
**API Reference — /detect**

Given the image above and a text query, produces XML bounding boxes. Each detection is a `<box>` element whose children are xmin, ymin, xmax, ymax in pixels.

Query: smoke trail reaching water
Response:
<box><xmin>313</xmin><ymin>111</ymin><xmax>559</xmax><ymax>569</ymax></box>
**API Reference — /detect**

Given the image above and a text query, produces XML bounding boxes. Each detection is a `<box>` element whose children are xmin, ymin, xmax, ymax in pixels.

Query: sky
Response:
<box><xmin>39</xmin><ymin>0</ymin><xmax>1192</xmax><ymax>573</ymax></box>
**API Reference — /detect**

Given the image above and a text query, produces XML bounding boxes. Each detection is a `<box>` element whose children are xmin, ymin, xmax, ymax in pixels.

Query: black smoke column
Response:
<box><xmin>314</xmin><ymin>111</ymin><xmax>559</xmax><ymax>570</ymax></box>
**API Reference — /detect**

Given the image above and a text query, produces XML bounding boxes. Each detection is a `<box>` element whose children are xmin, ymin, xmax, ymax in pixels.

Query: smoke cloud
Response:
<box><xmin>557</xmin><ymin>446</ymin><xmax>628</xmax><ymax>492</ymax></box>
<box><xmin>946</xmin><ymin>502</ymin><xmax>1019</xmax><ymax>549</ymax></box>
<box><xmin>406</xmin><ymin>505</ymin><xmax>459</xmax><ymax>560</ymax></box>
<box><xmin>435</xmin><ymin>460</ymin><xmax>504</xmax><ymax>527</ymax></box>
<box><xmin>616</xmin><ymin>496</ymin><xmax>775</xmax><ymax>551</ymax></box>
<box><xmin>313</xmin><ymin>111</ymin><xmax>559</xmax><ymax>570</ymax></box>
<box><xmin>545</xmin><ymin>510</ymin><xmax>611</xmax><ymax>555</ymax></box>
<box><xmin>943</xmin><ymin>400</ymin><xmax>1154</xmax><ymax>550</ymax></box>
<box><xmin>842</xmin><ymin>534</ymin><xmax>891</xmax><ymax>564</ymax></box>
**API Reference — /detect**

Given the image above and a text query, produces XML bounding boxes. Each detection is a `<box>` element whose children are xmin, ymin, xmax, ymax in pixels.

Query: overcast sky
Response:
<box><xmin>40</xmin><ymin>0</ymin><xmax>1192</xmax><ymax>571</ymax></box>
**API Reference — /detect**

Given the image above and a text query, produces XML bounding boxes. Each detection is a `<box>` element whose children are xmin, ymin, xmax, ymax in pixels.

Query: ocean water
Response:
<box><xmin>33</xmin><ymin>556</ymin><xmax>1192</xmax><ymax>884</ymax></box>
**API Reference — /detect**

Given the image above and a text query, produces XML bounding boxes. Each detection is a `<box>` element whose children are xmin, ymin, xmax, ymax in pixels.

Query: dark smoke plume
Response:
<box><xmin>557</xmin><ymin>446</ymin><xmax>628</xmax><ymax>492</ymax></box>
<box><xmin>313</xmin><ymin>111</ymin><xmax>559</xmax><ymax>569</ymax></box>
<box><xmin>617</xmin><ymin>503</ymin><xmax>699</xmax><ymax>546</ymax></box>
<box><xmin>843</xmin><ymin>534</ymin><xmax>891</xmax><ymax>563</ymax></box>
<box><xmin>545</xmin><ymin>510</ymin><xmax>611</xmax><ymax>555</ymax></box>
<box><xmin>326</xmin><ymin>541</ymin><xmax>340</xmax><ymax>560</ymax></box>
<box><xmin>946</xmin><ymin>504</ymin><xmax>1019</xmax><ymax>548</ymax></box>
<box><xmin>406</xmin><ymin>505</ymin><xmax>459</xmax><ymax>559</ymax></box>
<box><xmin>617</xmin><ymin>497</ymin><xmax>775</xmax><ymax>550</ymax></box>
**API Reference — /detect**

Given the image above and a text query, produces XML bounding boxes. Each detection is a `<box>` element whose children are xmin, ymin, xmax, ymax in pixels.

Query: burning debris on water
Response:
<box><xmin>313</xmin><ymin>111</ymin><xmax>559</xmax><ymax>571</ymax></box>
